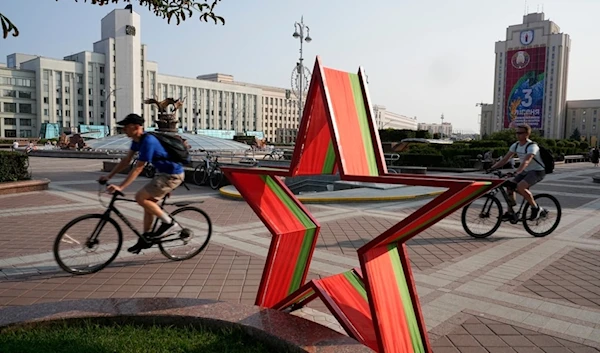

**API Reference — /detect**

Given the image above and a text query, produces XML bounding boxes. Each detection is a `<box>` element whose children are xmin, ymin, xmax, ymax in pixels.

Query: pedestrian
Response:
<box><xmin>592</xmin><ymin>147</ymin><xmax>599</xmax><ymax>167</ymax></box>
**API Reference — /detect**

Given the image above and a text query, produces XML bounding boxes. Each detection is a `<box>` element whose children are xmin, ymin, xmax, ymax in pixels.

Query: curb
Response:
<box><xmin>0</xmin><ymin>178</ymin><xmax>50</xmax><ymax>195</ymax></box>
<box><xmin>219</xmin><ymin>186</ymin><xmax>444</xmax><ymax>203</ymax></box>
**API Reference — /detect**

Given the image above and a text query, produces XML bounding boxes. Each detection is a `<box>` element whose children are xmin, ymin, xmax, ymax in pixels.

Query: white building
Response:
<box><xmin>0</xmin><ymin>5</ymin><xmax>278</xmax><ymax>141</ymax></box>
<box><xmin>492</xmin><ymin>12</ymin><xmax>570</xmax><ymax>139</ymax></box>
<box><xmin>418</xmin><ymin>122</ymin><xmax>453</xmax><ymax>137</ymax></box>
<box><xmin>372</xmin><ymin>105</ymin><xmax>417</xmax><ymax>130</ymax></box>
<box><xmin>479</xmin><ymin>103</ymin><xmax>495</xmax><ymax>137</ymax></box>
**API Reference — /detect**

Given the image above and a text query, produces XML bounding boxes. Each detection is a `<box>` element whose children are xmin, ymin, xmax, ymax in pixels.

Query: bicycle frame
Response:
<box><xmin>90</xmin><ymin>191</ymin><xmax>177</xmax><ymax>246</ymax></box>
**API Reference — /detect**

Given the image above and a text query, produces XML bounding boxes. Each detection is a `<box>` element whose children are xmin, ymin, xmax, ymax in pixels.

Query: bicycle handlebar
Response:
<box><xmin>486</xmin><ymin>169</ymin><xmax>513</xmax><ymax>179</ymax></box>
<box><xmin>98</xmin><ymin>179</ymin><xmax>125</xmax><ymax>197</ymax></box>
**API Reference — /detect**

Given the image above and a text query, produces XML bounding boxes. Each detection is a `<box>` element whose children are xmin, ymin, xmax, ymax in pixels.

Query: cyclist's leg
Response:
<box><xmin>140</xmin><ymin>173</ymin><xmax>185</xmax><ymax>236</ymax></box>
<box><xmin>517</xmin><ymin>170</ymin><xmax>545</xmax><ymax>219</ymax></box>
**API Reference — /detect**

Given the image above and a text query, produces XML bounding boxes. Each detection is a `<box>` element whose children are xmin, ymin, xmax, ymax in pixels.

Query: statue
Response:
<box><xmin>144</xmin><ymin>98</ymin><xmax>184</xmax><ymax>132</ymax></box>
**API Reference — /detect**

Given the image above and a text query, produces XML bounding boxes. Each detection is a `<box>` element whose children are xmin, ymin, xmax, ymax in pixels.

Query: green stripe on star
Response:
<box><xmin>349</xmin><ymin>73</ymin><xmax>378</xmax><ymax>176</ymax></box>
<box><xmin>388</xmin><ymin>243</ymin><xmax>425</xmax><ymax>353</ymax></box>
<box><xmin>263</xmin><ymin>175</ymin><xmax>317</xmax><ymax>293</ymax></box>
<box><xmin>322</xmin><ymin>140</ymin><xmax>336</xmax><ymax>174</ymax></box>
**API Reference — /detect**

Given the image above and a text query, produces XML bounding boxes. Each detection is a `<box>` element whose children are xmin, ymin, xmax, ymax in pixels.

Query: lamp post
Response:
<box><xmin>292</xmin><ymin>16</ymin><xmax>312</xmax><ymax>119</ymax></box>
<box><xmin>103</xmin><ymin>87</ymin><xmax>121</xmax><ymax>135</ymax></box>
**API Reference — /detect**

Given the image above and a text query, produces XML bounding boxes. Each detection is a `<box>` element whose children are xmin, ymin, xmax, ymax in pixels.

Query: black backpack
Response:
<box><xmin>526</xmin><ymin>142</ymin><xmax>554</xmax><ymax>174</ymax></box>
<box><xmin>143</xmin><ymin>132</ymin><xmax>190</xmax><ymax>165</ymax></box>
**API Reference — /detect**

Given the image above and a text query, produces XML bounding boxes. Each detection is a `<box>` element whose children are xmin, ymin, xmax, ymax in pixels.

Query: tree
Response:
<box><xmin>1</xmin><ymin>0</ymin><xmax>224</xmax><ymax>39</ymax></box>
<box><xmin>570</xmin><ymin>128</ymin><xmax>581</xmax><ymax>141</ymax></box>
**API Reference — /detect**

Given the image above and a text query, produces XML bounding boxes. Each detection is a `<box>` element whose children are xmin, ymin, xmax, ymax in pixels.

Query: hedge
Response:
<box><xmin>0</xmin><ymin>151</ymin><xmax>30</xmax><ymax>182</ymax></box>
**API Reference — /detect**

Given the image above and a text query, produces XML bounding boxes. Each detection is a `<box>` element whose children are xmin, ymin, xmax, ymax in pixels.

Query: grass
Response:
<box><xmin>0</xmin><ymin>319</ymin><xmax>277</xmax><ymax>353</ymax></box>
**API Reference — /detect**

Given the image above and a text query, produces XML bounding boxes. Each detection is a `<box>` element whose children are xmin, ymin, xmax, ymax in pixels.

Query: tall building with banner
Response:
<box><xmin>492</xmin><ymin>12</ymin><xmax>570</xmax><ymax>139</ymax></box>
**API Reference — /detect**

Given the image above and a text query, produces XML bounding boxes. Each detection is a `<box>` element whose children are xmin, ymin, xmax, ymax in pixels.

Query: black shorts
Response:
<box><xmin>505</xmin><ymin>170</ymin><xmax>545</xmax><ymax>189</ymax></box>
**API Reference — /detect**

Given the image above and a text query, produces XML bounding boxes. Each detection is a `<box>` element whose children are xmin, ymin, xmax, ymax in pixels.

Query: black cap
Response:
<box><xmin>116</xmin><ymin>113</ymin><xmax>144</xmax><ymax>126</ymax></box>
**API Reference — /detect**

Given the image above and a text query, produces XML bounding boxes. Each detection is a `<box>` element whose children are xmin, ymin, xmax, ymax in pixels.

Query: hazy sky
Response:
<box><xmin>2</xmin><ymin>0</ymin><xmax>600</xmax><ymax>132</ymax></box>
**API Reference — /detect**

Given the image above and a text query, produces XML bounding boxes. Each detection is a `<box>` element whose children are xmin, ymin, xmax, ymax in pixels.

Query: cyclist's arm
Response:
<box><xmin>515</xmin><ymin>154</ymin><xmax>534</xmax><ymax>174</ymax></box>
<box><xmin>119</xmin><ymin>160</ymin><xmax>145</xmax><ymax>190</ymax></box>
<box><xmin>106</xmin><ymin>150</ymin><xmax>136</xmax><ymax>180</ymax></box>
<box><xmin>491</xmin><ymin>151</ymin><xmax>515</xmax><ymax>170</ymax></box>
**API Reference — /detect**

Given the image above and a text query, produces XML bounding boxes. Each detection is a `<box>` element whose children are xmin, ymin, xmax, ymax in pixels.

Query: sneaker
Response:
<box><xmin>127</xmin><ymin>233</ymin><xmax>154</xmax><ymax>254</ymax></box>
<box><xmin>529</xmin><ymin>206</ymin><xmax>542</xmax><ymax>221</ymax></box>
<box><xmin>153</xmin><ymin>221</ymin><xmax>182</xmax><ymax>238</ymax></box>
<box><xmin>501</xmin><ymin>212</ymin><xmax>514</xmax><ymax>221</ymax></box>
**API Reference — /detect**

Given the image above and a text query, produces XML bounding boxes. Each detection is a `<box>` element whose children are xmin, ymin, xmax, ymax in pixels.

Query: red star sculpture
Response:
<box><xmin>221</xmin><ymin>57</ymin><xmax>502</xmax><ymax>353</ymax></box>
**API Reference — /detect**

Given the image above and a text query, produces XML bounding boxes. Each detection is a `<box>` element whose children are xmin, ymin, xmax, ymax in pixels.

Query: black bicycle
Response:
<box><xmin>53</xmin><ymin>180</ymin><xmax>212</xmax><ymax>275</ymax></box>
<box><xmin>461</xmin><ymin>170</ymin><xmax>561</xmax><ymax>238</ymax></box>
<box><xmin>131</xmin><ymin>154</ymin><xmax>156</xmax><ymax>178</ymax></box>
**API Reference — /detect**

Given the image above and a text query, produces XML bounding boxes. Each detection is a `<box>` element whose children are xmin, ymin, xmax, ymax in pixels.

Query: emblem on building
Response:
<box><xmin>520</xmin><ymin>30</ymin><xmax>534</xmax><ymax>45</ymax></box>
<box><xmin>511</xmin><ymin>50</ymin><xmax>530</xmax><ymax>69</ymax></box>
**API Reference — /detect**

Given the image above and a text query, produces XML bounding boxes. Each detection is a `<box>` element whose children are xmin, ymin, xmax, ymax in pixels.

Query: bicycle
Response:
<box><xmin>461</xmin><ymin>170</ymin><xmax>561</xmax><ymax>238</ymax></box>
<box><xmin>192</xmin><ymin>152</ymin><xmax>214</xmax><ymax>186</ymax></box>
<box><xmin>263</xmin><ymin>149</ymin><xmax>285</xmax><ymax>160</ymax></box>
<box><xmin>193</xmin><ymin>153</ymin><xmax>223</xmax><ymax>190</ymax></box>
<box><xmin>130</xmin><ymin>154</ymin><xmax>156</xmax><ymax>178</ymax></box>
<box><xmin>53</xmin><ymin>180</ymin><xmax>212</xmax><ymax>275</ymax></box>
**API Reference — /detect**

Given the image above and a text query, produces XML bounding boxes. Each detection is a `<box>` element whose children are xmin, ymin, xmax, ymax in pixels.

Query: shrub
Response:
<box><xmin>0</xmin><ymin>151</ymin><xmax>30</xmax><ymax>182</ymax></box>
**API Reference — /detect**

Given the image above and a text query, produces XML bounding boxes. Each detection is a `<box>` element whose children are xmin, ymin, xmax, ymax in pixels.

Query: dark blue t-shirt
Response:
<box><xmin>131</xmin><ymin>133</ymin><xmax>184</xmax><ymax>175</ymax></box>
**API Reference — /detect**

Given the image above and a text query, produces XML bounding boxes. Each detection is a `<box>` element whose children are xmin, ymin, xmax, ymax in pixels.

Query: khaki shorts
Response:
<box><xmin>143</xmin><ymin>173</ymin><xmax>185</xmax><ymax>199</ymax></box>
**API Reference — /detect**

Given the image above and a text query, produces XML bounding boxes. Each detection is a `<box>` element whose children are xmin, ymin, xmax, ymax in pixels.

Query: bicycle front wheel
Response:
<box><xmin>461</xmin><ymin>194</ymin><xmax>503</xmax><ymax>238</ymax></box>
<box><xmin>159</xmin><ymin>206</ymin><xmax>212</xmax><ymax>261</ymax></box>
<box><xmin>523</xmin><ymin>194</ymin><xmax>562</xmax><ymax>237</ymax></box>
<box><xmin>53</xmin><ymin>214</ymin><xmax>123</xmax><ymax>275</ymax></box>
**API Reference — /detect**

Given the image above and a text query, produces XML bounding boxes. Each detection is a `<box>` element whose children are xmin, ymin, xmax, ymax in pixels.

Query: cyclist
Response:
<box><xmin>489</xmin><ymin>124</ymin><xmax>545</xmax><ymax>221</ymax></box>
<box><xmin>99</xmin><ymin>113</ymin><xmax>185</xmax><ymax>254</ymax></box>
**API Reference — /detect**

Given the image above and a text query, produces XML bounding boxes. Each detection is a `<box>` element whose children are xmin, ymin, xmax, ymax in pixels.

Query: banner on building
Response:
<box><xmin>504</xmin><ymin>46</ymin><xmax>546</xmax><ymax>129</ymax></box>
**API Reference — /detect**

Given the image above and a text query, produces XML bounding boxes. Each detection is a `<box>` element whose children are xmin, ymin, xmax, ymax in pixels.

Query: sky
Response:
<box><xmin>1</xmin><ymin>0</ymin><xmax>600</xmax><ymax>133</ymax></box>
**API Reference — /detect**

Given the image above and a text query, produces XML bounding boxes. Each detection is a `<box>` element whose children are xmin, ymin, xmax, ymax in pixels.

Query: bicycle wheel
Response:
<box><xmin>209</xmin><ymin>169</ymin><xmax>223</xmax><ymax>190</ymax></box>
<box><xmin>193</xmin><ymin>164</ymin><xmax>207</xmax><ymax>185</ymax></box>
<box><xmin>143</xmin><ymin>164</ymin><xmax>156</xmax><ymax>178</ymax></box>
<box><xmin>522</xmin><ymin>194</ymin><xmax>561</xmax><ymax>237</ymax></box>
<box><xmin>159</xmin><ymin>206</ymin><xmax>212</xmax><ymax>260</ymax></box>
<box><xmin>461</xmin><ymin>194</ymin><xmax>503</xmax><ymax>238</ymax></box>
<box><xmin>54</xmin><ymin>214</ymin><xmax>123</xmax><ymax>275</ymax></box>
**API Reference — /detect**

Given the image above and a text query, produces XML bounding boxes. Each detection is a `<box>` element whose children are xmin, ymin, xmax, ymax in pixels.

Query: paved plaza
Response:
<box><xmin>1</xmin><ymin>157</ymin><xmax>600</xmax><ymax>352</ymax></box>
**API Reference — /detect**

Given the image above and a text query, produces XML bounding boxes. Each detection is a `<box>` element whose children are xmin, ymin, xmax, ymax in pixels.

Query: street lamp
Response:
<box><xmin>292</xmin><ymin>16</ymin><xmax>312</xmax><ymax>119</ymax></box>
<box><xmin>102</xmin><ymin>87</ymin><xmax>121</xmax><ymax>135</ymax></box>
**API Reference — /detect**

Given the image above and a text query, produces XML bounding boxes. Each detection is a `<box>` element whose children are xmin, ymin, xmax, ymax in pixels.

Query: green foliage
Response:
<box><xmin>580</xmin><ymin>141</ymin><xmax>590</xmax><ymax>150</ymax></box>
<box><xmin>570</xmin><ymin>128</ymin><xmax>581</xmax><ymax>141</ymax></box>
<box><xmin>415</xmin><ymin>130</ymin><xmax>431</xmax><ymax>139</ymax></box>
<box><xmin>432</xmin><ymin>133</ymin><xmax>441</xmax><ymax>139</ymax></box>
<box><xmin>379</xmin><ymin>129</ymin><xmax>431</xmax><ymax>142</ymax></box>
<box><xmin>1</xmin><ymin>0</ymin><xmax>225</xmax><ymax>40</ymax></box>
<box><xmin>0</xmin><ymin>151</ymin><xmax>29</xmax><ymax>182</ymax></box>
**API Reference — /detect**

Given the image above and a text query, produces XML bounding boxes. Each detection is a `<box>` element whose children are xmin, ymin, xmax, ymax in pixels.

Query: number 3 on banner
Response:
<box><xmin>521</xmin><ymin>89</ymin><xmax>532</xmax><ymax>107</ymax></box>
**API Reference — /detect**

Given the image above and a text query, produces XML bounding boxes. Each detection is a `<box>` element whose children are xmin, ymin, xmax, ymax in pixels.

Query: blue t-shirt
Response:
<box><xmin>131</xmin><ymin>133</ymin><xmax>184</xmax><ymax>175</ymax></box>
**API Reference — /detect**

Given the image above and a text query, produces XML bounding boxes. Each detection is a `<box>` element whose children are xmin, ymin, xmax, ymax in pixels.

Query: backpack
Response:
<box><xmin>144</xmin><ymin>132</ymin><xmax>190</xmax><ymax>165</ymax></box>
<box><xmin>525</xmin><ymin>142</ymin><xmax>554</xmax><ymax>174</ymax></box>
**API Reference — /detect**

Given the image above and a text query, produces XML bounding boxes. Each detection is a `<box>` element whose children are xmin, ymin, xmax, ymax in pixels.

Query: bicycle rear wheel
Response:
<box><xmin>53</xmin><ymin>214</ymin><xmax>123</xmax><ymax>274</ymax></box>
<box><xmin>159</xmin><ymin>206</ymin><xmax>212</xmax><ymax>261</ymax></box>
<box><xmin>461</xmin><ymin>194</ymin><xmax>503</xmax><ymax>238</ymax></box>
<box><xmin>209</xmin><ymin>169</ymin><xmax>223</xmax><ymax>190</ymax></box>
<box><xmin>193</xmin><ymin>164</ymin><xmax>207</xmax><ymax>185</ymax></box>
<box><xmin>522</xmin><ymin>194</ymin><xmax>561</xmax><ymax>237</ymax></box>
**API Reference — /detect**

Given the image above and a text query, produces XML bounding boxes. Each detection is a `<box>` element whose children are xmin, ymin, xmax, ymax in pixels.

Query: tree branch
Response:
<box><xmin>1</xmin><ymin>0</ymin><xmax>224</xmax><ymax>40</ymax></box>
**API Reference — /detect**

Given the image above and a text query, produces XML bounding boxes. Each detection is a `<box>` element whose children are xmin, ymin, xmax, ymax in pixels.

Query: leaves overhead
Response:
<box><xmin>1</xmin><ymin>0</ymin><xmax>225</xmax><ymax>39</ymax></box>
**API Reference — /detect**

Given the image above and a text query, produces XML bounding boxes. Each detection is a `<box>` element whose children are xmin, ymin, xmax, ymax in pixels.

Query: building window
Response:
<box><xmin>56</xmin><ymin>98</ymin><xmax>60</xmax><ymax>104</ymax></box>
<box><xmin>19</xmin><ymin>104</ymin><xmax>32</xmax><ymax>114</ymax></box>
<box><xmin>99</xmin><ymin>66</ymin><xmax>104</xmax><ymax>73</ymax></box>
<box><xmin>44</xmin><ymin>109</ymin><xmax>49</xmax><ymax>116</ymax></box>
<box><xmin>2</xmin><ymin>89</ymin><xmax>16</xmax><ymax>97</ymax></box>
<box><xmin>4</xmin><ymin>118</ymin><xmax>16</xmax><ymax>125</ymax></box>
<box><xmin>89</xmin><ymin>100</ymin><xmax>93</xmax><ymax>107</ymax></box>
<box><xmin>100</xmin><ymin>78</ymin><xmax>104</xmax><ymax>85</ymax></box>
<box><xmin>3</xmin><ymin>103</ymin><xmax>16</xmax><ymax>113</ymax></box>
<box><xmin>19</xmin><ymin>130</ymin><xmax>32</xmax><ymax>138</ymax></box>
<box><xmin>4</xmin><ymin>130</ymin><xmax>16</xmax><ymax>138</ymax></box>
<box><xmin>19</xmin><ymin>118</ymin><xmax>31</xmax><ymax>126</ymax></box>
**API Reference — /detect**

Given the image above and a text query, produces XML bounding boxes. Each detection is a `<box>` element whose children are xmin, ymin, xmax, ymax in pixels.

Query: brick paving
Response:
<box><xmin>1</xmin><ymin>158</ymin><xmax>600</xmax><ymax>351</ymax></box>
<box><xmin>516</xmin><ymin>248</ymin><xmax>600</xmax><ymax>309</ymax></box>
<box><xmin>432</xmin><ymin>315</ymin><xmax>600</xmax><ymax>353</ymax></box>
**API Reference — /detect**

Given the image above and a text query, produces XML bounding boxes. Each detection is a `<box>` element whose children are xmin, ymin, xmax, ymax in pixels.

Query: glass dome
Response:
<box><xmin>86</xmin><ymin>133</ymin><xmax>251</xmax><ymax>153</ymax></box>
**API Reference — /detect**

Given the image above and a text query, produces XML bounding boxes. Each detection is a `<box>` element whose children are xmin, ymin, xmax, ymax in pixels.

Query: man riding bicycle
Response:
<box><xmin>99</xmin><ymin>113</ymin><xmax>185</xmax><ymax>254</ymax></box>
<box><xmin>490</xmin><ymin>124</ymin><xmax>545</xmax><ymax>221</ymax></box>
